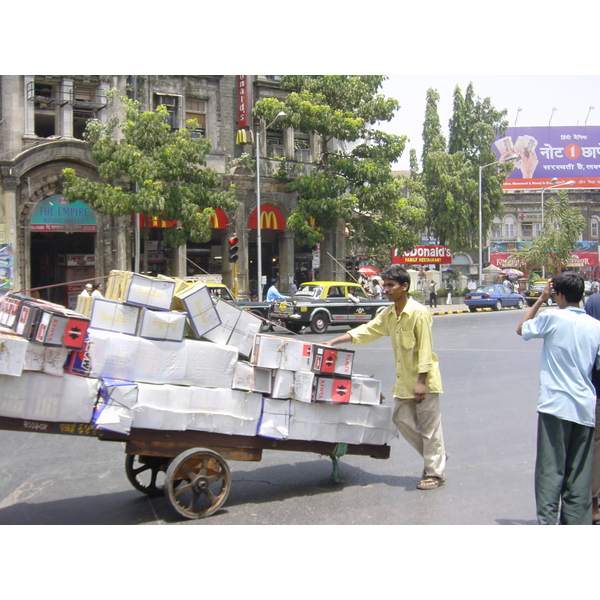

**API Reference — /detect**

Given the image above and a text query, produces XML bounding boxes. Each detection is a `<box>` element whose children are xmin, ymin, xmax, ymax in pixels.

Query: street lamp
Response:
<box><xmin>478</xmin><ymin>154</ymin><xmax>517</xmax><ymax>284</ymax></box>
<box><xmin>540</xmin><ymin>178</ymin><xmax>575</xmax><ymax>277</ymax></box>
<box><xmin>255</xmin><ymin>111</ymin><xmax>285</xmax><ymax>301</ymax></box>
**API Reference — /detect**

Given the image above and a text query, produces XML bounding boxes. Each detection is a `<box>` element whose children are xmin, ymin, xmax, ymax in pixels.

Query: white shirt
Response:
<box><xmin>522</xmin><ymin>306</ymin><xmax>600</xmax><ymax>427</ymax></box>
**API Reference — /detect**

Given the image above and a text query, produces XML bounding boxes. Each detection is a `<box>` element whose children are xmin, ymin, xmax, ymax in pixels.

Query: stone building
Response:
<box><xmin>0</xmin><ymin>75</ymin><xmax>345</xmax><ymax>307</ymax></box>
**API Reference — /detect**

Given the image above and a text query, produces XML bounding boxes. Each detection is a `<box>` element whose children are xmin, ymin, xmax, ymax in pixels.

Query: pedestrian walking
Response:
<box><xmin>517</xmin><ymin>273</ymin><xmax>600</xmax><ymax>524</ymax></box>
<box><xmin>324</xmin><ymin>264</ymin><xmax>447</xmax><ymax>490</ymax></box>
<box><xmin>429</xmin><ymin>280</ymin><xmax>437</xmax><ymax>308</ymax></box>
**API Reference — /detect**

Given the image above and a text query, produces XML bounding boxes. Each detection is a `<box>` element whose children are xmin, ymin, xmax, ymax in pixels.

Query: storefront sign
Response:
<box><xmin>494</xmin><ymin>126</ymin><xmax>600</xmax><ymax>190</ymax></box>
<box><xmin>238</xmin><ymin>75</ymin><xmax>249</xmax><ymax>128</ymax></box>
<box><xmin>30</xmin><ymin>195</ymin><xmax>97</xmax><ymax>232</ymax></box>
<box><xmin>392</xmin><ymin>245</ymin><xmax>452</xmax><ymax>265</ymax></box>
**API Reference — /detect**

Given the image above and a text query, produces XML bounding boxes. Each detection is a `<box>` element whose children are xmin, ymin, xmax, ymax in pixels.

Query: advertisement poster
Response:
<box><xmin>0</xmin><ymin>243</ymin><xmax>13</xmax><ymax>291</ymax></box>
<box><xmin>489</xmin><ymin>241</ymin><xmax>599</xmax><ymax>269</ymax></box>
<box><xmin>493</xmin><ymin>126</ymin><xmax>600</xmax><ymax>190</ymax></box>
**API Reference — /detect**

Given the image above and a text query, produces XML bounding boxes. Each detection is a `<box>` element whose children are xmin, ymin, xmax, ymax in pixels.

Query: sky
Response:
<box><xmin>378</xmin><ymin>75</ymin><xmax>600</xmax><ymax>170</ymax></box>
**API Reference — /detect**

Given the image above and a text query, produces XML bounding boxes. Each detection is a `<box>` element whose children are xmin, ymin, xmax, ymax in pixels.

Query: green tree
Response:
<box><xmin>253</xmin><ymin>76</ymin><xmax>426</xmax><ymax>265</ymax></box>
<box><xmin>511</xmin><ymin>191</ymin><xmax>586</xmax><ymax>275</ymax></box>
<box><xmin>61</xmin><ymin>93</ymin><xmax>237</xmax><ymax>250</ymax></box>
<box><xmin>418</xmin><ymin>83</ymin><xmax>510</xmax><ymax>251</ymax></box>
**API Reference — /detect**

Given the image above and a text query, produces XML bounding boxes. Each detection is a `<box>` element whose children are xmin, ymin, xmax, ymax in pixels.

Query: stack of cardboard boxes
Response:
<box><xmin>0</xmin><ymin>271</ymin><xmax>396</xmax><ymax>446</ymax></box>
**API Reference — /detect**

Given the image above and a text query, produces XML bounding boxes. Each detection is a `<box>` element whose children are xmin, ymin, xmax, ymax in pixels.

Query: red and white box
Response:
<box><xmin>311</xmin><ymin>344</ymin><xmax>354</xmax><ymax>376</ymax></box>
<box><xmin>314</xmin><ymin>376</ymin><xmax>352</xmax><ymax>403</ymax></box>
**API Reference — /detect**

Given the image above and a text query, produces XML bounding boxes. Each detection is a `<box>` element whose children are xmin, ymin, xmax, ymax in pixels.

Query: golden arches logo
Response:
<box><xmin>261</xmin><ymin>211</ymin><xmax>279</xmax><ymax>230</ymax></box>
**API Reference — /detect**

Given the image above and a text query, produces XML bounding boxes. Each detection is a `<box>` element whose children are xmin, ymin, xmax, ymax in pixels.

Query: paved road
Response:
<box><xmin>0</xmin><ymin>304</ymin><xmax>544</xmax><ymax>525</ymax></box>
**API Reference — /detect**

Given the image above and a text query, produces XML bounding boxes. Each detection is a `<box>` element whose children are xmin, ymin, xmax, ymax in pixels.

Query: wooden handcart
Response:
<box><xmin>0</xmin><ymin>415</ymin><xmax>390</xmax><ymax>520</ymax></box>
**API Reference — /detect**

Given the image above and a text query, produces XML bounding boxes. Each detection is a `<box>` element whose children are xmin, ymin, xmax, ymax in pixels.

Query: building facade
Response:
<box><xmin>0</xmin><ymin>75</ymin><xmax>345</xmax><ymax>307</ymax></box>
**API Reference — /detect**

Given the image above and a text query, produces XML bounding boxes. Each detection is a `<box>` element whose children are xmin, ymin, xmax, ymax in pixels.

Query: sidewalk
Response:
<box><xmin>423</xmin><ymin>300</ymin><xmax>470</xmax><ymax>315</ymax></box>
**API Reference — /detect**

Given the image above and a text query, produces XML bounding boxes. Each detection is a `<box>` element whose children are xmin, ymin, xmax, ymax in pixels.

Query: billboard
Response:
<box><xmin>493</xmin><ymin>126</ymin><xmax>600</xmax><ymax>190</ymax></box>
<box><xmin>489</xmin><ymin>241</ymin><xmax>599</xmax><ymax>269</ymax></box>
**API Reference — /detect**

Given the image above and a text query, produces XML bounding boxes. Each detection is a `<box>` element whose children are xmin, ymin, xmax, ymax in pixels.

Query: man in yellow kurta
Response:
<box><xmin>324</xmin><ymin>264</ymin><xmax>447</xmax><ymax>489</ymax></box>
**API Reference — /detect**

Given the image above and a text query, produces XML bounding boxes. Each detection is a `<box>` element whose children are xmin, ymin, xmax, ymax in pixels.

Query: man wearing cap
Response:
<box><xmin>80</xmin><ymin>283</ymin><xmax>93</xmax><ymax>296</ymax></box>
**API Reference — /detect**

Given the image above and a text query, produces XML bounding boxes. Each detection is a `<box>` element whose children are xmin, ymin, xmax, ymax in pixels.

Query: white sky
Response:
<box><xmin>379</xmin><ymin>75</ymin><xmax>600</xmax><ymax>170</ymax></box>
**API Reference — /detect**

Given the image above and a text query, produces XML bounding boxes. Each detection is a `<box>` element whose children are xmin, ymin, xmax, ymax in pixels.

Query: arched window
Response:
<box><xmin>503</xmin><ymin>216</ymin><xmax>516</xmax><ymax>239</ymax></box>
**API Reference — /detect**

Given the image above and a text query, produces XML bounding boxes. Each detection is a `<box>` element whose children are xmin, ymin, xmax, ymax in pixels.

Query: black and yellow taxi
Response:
<box><xmin>268</xmin><ymin>281</ymin><xmax>391</xmax><ymax>334</ymax></box>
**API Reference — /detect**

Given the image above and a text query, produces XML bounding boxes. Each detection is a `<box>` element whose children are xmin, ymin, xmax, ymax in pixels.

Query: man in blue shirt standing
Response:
<box><xmin>517</xmin><ymin>273</ymin><xmax>600</xmax><ymax>524</ymax></box>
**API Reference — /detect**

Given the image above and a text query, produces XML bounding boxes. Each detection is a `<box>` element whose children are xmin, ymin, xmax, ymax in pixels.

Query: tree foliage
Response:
<box><xmin>416</xmin><ymin>83</ymin><xmax>510</xmax><ymax>251</ymax></box>
<box><xmin>253</xmin><ymin>76</ymin><xmax>425</xmax><ymax>256</ymax></box>
<box><xmin>61</xmin><ymin>93</ymin><xmax>237</xmax><ymax>248</ymax></box>
<box><xmin>510</xmin><ymin>190</ymin><xmax>586</xmax><ymax>275</ymax></box>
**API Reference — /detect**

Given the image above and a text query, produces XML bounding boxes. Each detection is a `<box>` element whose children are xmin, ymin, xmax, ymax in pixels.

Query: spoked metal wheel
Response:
<box><xmin>125</xmin><ymin>455</ymin><xmax>170</xmax><ymax>497</ymax></box>
<box><xmin>165</xmin><ymin>448</ymin><xmax>231</xmax><ymax>519</ymax></box>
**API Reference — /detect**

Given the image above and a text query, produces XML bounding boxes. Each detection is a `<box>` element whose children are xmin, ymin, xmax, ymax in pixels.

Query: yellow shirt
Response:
<box><xmin>348</xmin><ymin>297</ymin><xmax>443</xmax><ymax>399</ymax></box>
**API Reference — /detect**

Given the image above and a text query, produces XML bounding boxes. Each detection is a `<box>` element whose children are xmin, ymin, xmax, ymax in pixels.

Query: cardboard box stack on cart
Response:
<box><xmin>0</xmin><ymin>271</ymin><xmax>397</xmax><ymax>445</ymax></box>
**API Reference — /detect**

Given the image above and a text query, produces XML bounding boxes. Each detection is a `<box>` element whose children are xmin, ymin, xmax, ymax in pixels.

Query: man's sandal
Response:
<box><xmin>417</xmin><ymin>476</ymin><xmax>445</xmax><ymax>490</ymax></box>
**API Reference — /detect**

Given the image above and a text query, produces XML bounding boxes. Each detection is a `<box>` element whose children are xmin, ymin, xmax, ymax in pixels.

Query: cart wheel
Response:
<box><xmin>125</xmin><ymin>455</ymin><xmax>170</xmax><ymax>497</ymax></box>
<box><xmin>165</xmin><ymin>448</ymin><xmax>231</xmax><ymax>519</ymax></box>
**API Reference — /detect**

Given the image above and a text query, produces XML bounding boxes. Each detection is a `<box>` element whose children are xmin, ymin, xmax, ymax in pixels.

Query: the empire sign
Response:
<box><xmin>391</xmin><ymin>245</ymin><xmax>452</xmax><ymax>265</ymax></box>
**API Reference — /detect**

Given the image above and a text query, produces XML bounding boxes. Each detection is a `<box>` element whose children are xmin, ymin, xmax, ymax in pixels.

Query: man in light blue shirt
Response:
<box><xmin>266</xmin><ymin>278</ymin><xmax>289</xmax><ymax>302</ymax></box>
<box><xmin>517</xmin><ymin>273</ymin><xmax>600</xmax><ymax>524</ymax></box>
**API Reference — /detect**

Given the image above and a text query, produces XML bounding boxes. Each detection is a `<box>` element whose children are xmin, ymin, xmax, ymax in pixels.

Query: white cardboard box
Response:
<box><xmin>233</xmin><ymin>360</ymin><xmax>272</xmax><ymax>394</ymax></box>
<box><xmin>202</xmin><ymin>299</ymin><xmax>261</xmax><ymax>358</ymax></box>
<box><xmin>89</xmin><ymin>299</ymin><xmax>140</xmax><ymax>336</ymax></box>
<box><xmin>0</xmin><ymin>331</ymin><xmax>29</xmax><ymax>376</ymax></box>
<box><xmin>175</xmin><ymin>282</ymin><xmax>222</xmax><ymax>339</ymax></box>
<box><xmin>0</xmin><ymin>372</ymin><xmax>99</xmax><ymax>423</ymax></box>
<box><xmin>124</xmin><ymin>272</ymin><xmax>176</xmax><ymax>311</ymax></box>
<box><xmin>350</xmin><ymin>375</ymin><xmax>382</xmax><ymax>405</ymax></box>
<box><xmin>271</xmin><ymin>369</ymin><xmax>295</xmax><ymax>399</ymax></box>
<box><xmin>258</xmin><ymin>397</ymin><xmax>291</xmax><ymax>440</ymax></box>
<box><xmin>138</xmin><ymin>308</ymin><xmax>187</xmax><ymax>342</ymax></box>
<box><xmin>93</xmin><ymin>378</ymin><xmax>139</xmax><ymax>434</ymax></box>
<box><xmin>288</xmin><ymin>402</ymin><xmax>397</xmax><ymax>446</ymax></box>
<box><xmin>251</xmin><ymin>334</ymin><xmax>313</xmax><ymax>371</ymax></box>
<box><xmin>292</xmin><ymin>370</ymin><xmax>315</xmax><ymax>403</ymax></box>
<box><xmin>85</xmin><ymin>329</ymin><xmax>238</xmax><ymax>388</ymax></box>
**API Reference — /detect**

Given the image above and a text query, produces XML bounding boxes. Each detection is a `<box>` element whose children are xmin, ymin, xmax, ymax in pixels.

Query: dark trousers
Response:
<box><xmin>535</xmin><ymin>412</ymin><xmax>594</xmax><ymax>525</ymax></box>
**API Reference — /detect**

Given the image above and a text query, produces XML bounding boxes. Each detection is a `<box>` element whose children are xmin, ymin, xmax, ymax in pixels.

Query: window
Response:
<box><xmin>521</xmin><ymin>223</ymin><xmax>533</xmax><ymax>239</ymax></box>
<box><xmin>491</xmin><ymin>218</ymin><xmax>502</xmax><ymax>239</ymax></box>
<box><xmin>294</xmin><ymin>134</ymin><xmax>310</xmax><ymax>162</ymax></box>
<box><xmin>186</xmin><ymin>99</ymin><xmax>206</xmax><ymax>138</ymax></box>
<box><xmin>267</xmin><ymin>134</ymin><xmax>284</xmax><ymax>157</ymax></box>
<box><xmin>503</xmin><ymin>216</ymin><xmax>515</xmax><ymax>239</ymax></box>
<box><xmin>154</xmin><ymin>94</ymin><xmax>180</xmax><ymax>129</ymax></box>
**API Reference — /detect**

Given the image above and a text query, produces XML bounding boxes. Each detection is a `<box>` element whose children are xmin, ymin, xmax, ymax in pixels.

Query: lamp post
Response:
<box><xmin>255</xmin><ymin>111</ymin><xmax>285</xmax><ymax>301</ymax></box>
<box><xmin>540</xmin><ymin>178</ymin><xmax>575</xmax><ymax>277</ymax></box>
<box><xmin>478</xmin><ymin>154</ymin><xmax>517</xmax><ymax>284</ymax></box>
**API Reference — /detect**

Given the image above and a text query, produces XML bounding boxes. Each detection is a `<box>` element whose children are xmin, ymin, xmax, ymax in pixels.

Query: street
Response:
<box><xmin>0</xmin><ymin>306</ymin><xmax>544</xmax><ymax>525</ymax></box>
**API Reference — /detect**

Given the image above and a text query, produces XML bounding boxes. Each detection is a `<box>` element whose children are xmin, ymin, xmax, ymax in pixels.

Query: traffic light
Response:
<box><xmin>228</xmin><ymin>234</ymin><xmax>239</xmax><ymax>263</ymax></box>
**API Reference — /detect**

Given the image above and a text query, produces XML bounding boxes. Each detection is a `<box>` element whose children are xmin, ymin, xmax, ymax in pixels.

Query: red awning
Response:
<box><xmin>247</xmin><ymin>204</ymin><xmax>286</xmax><ymax>230</ymax></box>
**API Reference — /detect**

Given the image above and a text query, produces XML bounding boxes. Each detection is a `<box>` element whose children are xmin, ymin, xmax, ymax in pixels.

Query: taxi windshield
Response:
<box><xmin>295</xmin><ymin>285</ymin><xmax>323</xmax><ymax>298</ymax></box>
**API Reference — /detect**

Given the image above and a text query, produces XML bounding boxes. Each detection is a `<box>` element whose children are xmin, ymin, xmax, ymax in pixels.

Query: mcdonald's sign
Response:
<box><xmin>135</xmin><ymin>208</ymin><xmax>229</xmax><ymax>230</ymax></box>
<box><xmin>247</xmin><ymin>204</ymin><xmax>286</xmax><ymax>230</ymax></box>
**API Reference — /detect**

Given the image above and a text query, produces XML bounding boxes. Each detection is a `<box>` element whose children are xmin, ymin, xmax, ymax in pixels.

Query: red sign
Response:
<box><xmin>238</xmin><ymin>75</ymin><xmax>248</xmax><ymax>127</ymax></box>
<box><xmin>392</xmin><ymin>245</ymin><xmax>452</xmax><ymax>265</ymax></box>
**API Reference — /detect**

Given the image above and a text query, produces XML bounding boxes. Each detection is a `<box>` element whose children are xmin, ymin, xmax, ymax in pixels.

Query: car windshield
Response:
<box><xmin>296</xmin><ymin>285</ymin><xmax>323</xmax><ymax>298</ymax></box>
